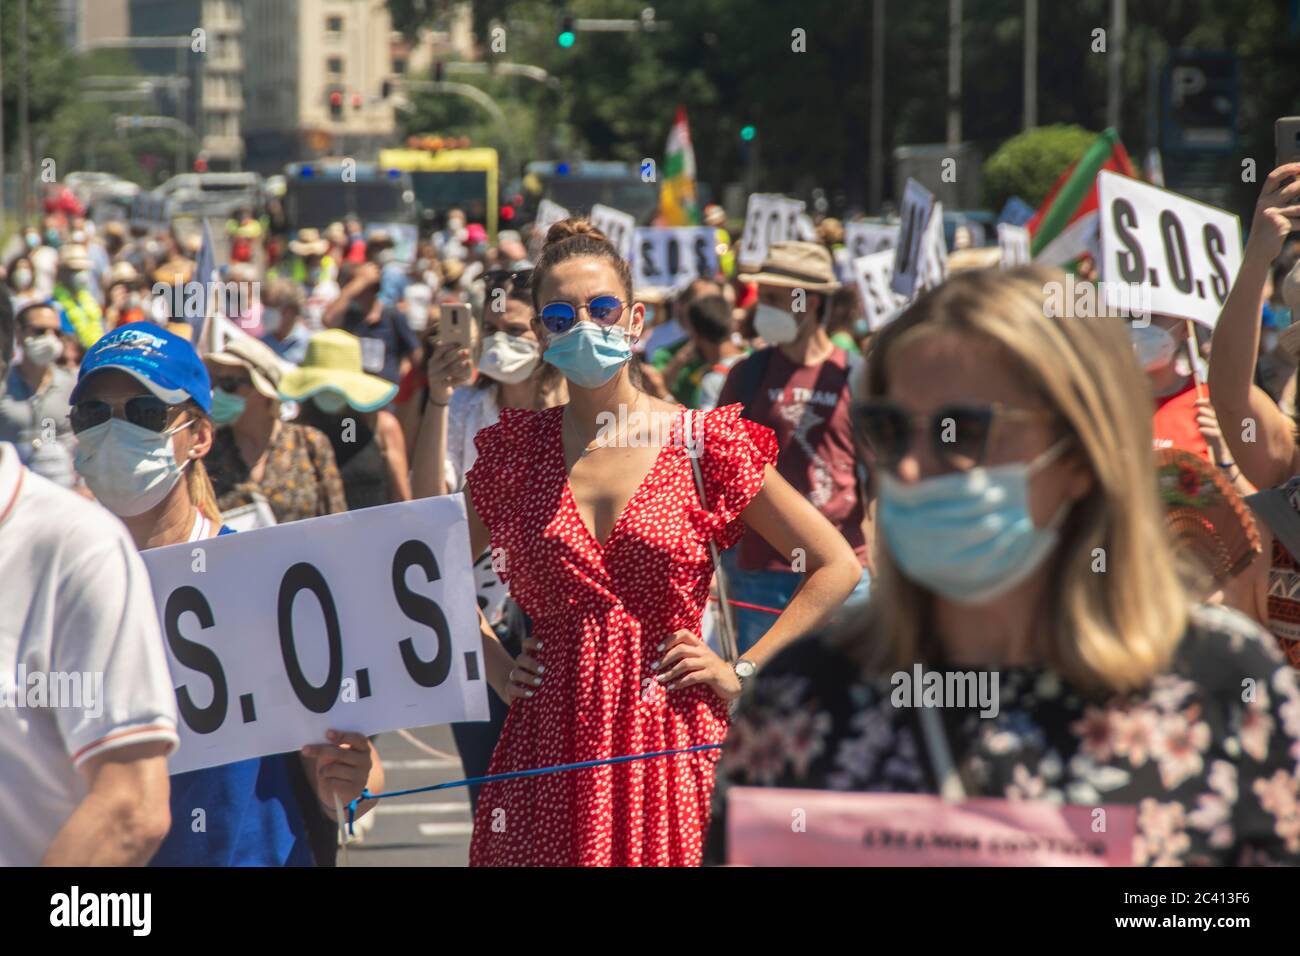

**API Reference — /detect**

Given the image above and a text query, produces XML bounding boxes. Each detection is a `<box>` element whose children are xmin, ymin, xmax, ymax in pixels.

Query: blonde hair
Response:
<box><xmin>845</xmin><ymin>265</ymin><xmax>1188</xmax><ymax>695</ymax></box>
<box><xmin>183</xmin><ymin>404</ymin><xmax>223</xmax><ymax>524</ymax></box>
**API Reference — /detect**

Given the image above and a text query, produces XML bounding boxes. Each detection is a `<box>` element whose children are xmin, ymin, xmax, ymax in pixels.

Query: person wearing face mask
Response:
<box><xmin>706</xmin><ymin>265</ymin><xmax>1300</xmax><ymax>867</ymax></box>
<box><xmin>448</xmin><ymin>218</ymin><xmax>861</xmax><ymax>866</ymax></box>
<box><xmin>281</xmin><ymin>328</ymin><xmax>409</xmax><ymax>510</ymax></box>
<box><xmin>0</xmin><ymin>303</ymin><xmax>77</xmax><ymax>486</ymax></box>
<box><xmin>259</xmin><ymin>278</ymin><xmax>313</xmax><ymax>364</ymax></box>
<box><xmin>5</xmin><ymin>255</ymin><xmax>42</xmax><ymax>313</ymax></box>
<box><xmin>409</xmin><ymin>274</ymin><xmax>566</xmax><ymax>813</ymax></box>
<box><xmin>69</xmin><ymin>323</ymin><xmax>383</xmax><ymax>865</ymax></box>
<box><xmin>1133</xmin><ymin>313</ymin><xmax>1213</xmax><ymax>462</ymax></box>
<box><xmin>716</xmin><ymin>241</ymin><xmax>872</xmax><ymax>654</ymax></box>
<box><xmin>204</xmin><ymin>334</ymin><xmax>346</xmax><ymax>525</ymax></box>
<box><xmin>51</xmin><ymin>244</ymin><xmax>104</xmax><ymax>347</ymax></box>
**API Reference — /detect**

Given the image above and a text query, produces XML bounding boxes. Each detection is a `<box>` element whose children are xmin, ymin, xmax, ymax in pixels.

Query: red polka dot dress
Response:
<box><xmin>464</xmin><ymin>403</ymin><xmax>777</xmax><ymax>866</ymax></box>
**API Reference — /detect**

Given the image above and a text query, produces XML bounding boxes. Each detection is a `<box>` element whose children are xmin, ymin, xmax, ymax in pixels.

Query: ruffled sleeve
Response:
<box><xmin>688</xmin><ymin>403</ymin><xmax>778</xmax><ymax>550</ymax></box>
<box><xmin>464</xmin><ymin>406</ymin><xmax>538</xmax><ymax>533</ymax></box>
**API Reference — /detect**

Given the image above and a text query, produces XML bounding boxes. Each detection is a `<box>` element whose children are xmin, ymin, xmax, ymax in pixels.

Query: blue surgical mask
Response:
<box><xmin>877</xmin><ymin>438</ymin><xmax>1073</xmax><ymax>605</ymax></box>
<box><xmin>543</xmin><ymin>323</ymin><xmax>632</xmax><ymax>389</ymax></box>
<box><xmin>210</xmin><ymin>388</ymin><xmax>247</xmax><ymax>425</ymax></box>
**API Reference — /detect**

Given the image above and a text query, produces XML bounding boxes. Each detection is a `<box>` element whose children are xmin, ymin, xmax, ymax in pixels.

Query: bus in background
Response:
<box><xmin>379</xmin><ymin>142</ymin><xmax>499</xmax><ymax>240</ymax></box>
<box><xmin>281</xmin><ymin>160</ymin><xmax>416</xmax><ymax>233</ymax></box>
<box><xmin>521</xmin><ymin>161</ymin><xmax>660</xmax><ymax>224</ymax></box>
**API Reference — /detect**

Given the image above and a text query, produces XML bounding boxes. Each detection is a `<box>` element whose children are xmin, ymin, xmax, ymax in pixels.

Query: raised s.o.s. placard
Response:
<box><xmin>737</xmin><ymin>194</ymin><xmax>806</xmax><ymax>268</ymax></box>
<box><xmin>1097</xmin><ymin>170</ymin><xmax>1242</xmax><ymax>327</ymax></box>
<box><xmin>633</xmin><ymin>227</ymin><xmax>719</xmax><ymax>289</ymax></box>
<box><xmin>845</xmin><ymin>221</ymin><xmax>899</xmax><ymax>261</ymax></box>
<box><xmin>589</xmin><ymin>203</ymin><xmax>636</xmax><ymax>260</ymax></box>
<box><xmin>852</xmin><ymin>250</ymin><xmax>905</xmax><ymax>331</ymax></box>
<box><xmin>727</xmin><ymin>788</ymin><xmax>1136</xmax><ymax>866</ymax></box>
<box><xmin>142</xmin><ymin>497</ymin><xmax>489</xmax><ymax>774</ymax></box>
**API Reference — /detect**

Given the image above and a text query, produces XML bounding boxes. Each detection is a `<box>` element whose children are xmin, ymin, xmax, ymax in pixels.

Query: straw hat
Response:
<box><xmin>278</xmin><ymin>329</ymin><xmax>397</xmax><ymax>412</ymax></box>
<box><xmin>59</xmin><ymin>244</ymin><xmax>93</xmax><ymax>271</ymax></box>
<box><xmin>738</xmin><ymin>240</ymin><xmax>840</xmax><ymax>292</ymax></box>
<box><xmin>153</xmin><ymin>257</ymin><xmax>194</xmax><ymax>286</ymax></box>
<box><xmin>108</xmin><ymin>261</ymin><xmax>141</xmax><ymax>286</ymax></box>
<box><xmin>289</xmin><ymin>228</ymin><xmax>330</xmax><ymax>257</ymax></box>
<box><xmin>207</xmin><ymin>333</ymin><xmax>290</xmax><ymax>400</ymax></box>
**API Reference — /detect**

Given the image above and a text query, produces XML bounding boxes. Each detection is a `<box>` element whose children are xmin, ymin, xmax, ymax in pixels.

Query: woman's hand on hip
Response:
<box><xmin>653</xmin><ymin>630</ymin><xmax>742</xmax><ymax>701</ymax></box>
<box><xmin>506</xmin><ymin>636</ymin><xmax>544</xmax><ymax>702</ymax></box>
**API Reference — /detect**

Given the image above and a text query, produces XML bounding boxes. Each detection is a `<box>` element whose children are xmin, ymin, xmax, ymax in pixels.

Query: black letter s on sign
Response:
<box><xmin>392</xmin><ymin>540</ymin><xmax>453</xmax><ymax>687</ymax></box>
<box><xmin>165</xmin><ymin>586</ymin><xmax>227</xmax><ymax>734</ymax></box>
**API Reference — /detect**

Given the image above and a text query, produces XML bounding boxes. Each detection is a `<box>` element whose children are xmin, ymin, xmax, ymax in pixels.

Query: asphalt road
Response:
<box><xmin>342</xmin><ymin>724</ymin><xmax>473</xmax><ymax>867</ymax></box>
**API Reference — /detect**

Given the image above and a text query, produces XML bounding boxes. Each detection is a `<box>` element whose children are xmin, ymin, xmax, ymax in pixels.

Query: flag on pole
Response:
<box><xmin>188</xmin><ymin>219</ymin><xmax>219</xmax><ymax>348</ymax></box>
<box><xmin>659</xmin><ymin>105</ymin><xmax>700</xmax><ymax>226</ymax></box>
<box><xmin>1028</xmin><ymin>127</ymin><xmax>1136</xmax><ymax>266</ymax></box>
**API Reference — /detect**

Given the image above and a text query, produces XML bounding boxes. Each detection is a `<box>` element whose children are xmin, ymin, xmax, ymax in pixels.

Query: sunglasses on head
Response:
<box><xmin>213</xmin><ymin>375</ymin><xmax>251</xmax><ymax>394</ymax></box>
<box><xmin>539</xmin><ymin>295</ymin><xmax>625</xmax><ymax>335</ymax></box>
<box><xmin>851</xmin><ymin>400</ymin><xmax>1059</xmax><ymax>472</ymax></box>
<box><xmin>70</xmin><ymin>395</ymin><xmax>176</xmax><ymax>435</ymax></box>
<box><xmin>482</xmin><ymin>268</ymin><xmax>532</xmax><ymax>292</ymax></box>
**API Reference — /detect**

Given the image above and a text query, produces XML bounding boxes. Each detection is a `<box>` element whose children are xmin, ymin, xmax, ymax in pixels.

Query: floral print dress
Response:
<box><xmin>465</xmin><ymin>403</ymin><xmax>778</xmax><ymax>866</ymax></box>
<box><xmin>706</xmin><ymin>604</ymin><xmax>1300</xmax><ymax>866</ymax></box>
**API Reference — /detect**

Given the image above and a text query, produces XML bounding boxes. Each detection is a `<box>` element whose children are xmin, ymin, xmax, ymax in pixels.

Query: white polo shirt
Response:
<box><xmin>0</xmin><ymin>442</ymin><xmax>179</xmax><ymax>865</ymax></box>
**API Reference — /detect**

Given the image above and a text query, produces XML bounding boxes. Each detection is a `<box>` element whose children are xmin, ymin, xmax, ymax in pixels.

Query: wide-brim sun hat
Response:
<box><xmin>206</xmin><ymin>333</ymin><xmax>290</xmax><ymax>400</ymax></box>
<box><xmin>278</xmin><ymin>329</ymin><xmax>396</xmax><ymax>412</ymax></box>
<box><xmin>738</xmin><ymin>240</ymin><xmax>841</xmax><ymax>293</ymax></box>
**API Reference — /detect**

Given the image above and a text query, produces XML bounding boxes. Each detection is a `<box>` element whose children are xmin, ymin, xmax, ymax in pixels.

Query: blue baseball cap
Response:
<box><xmin>72</xmin><ymin>322</ymin><xmax>212</xmax><ymax>415</ymax></box>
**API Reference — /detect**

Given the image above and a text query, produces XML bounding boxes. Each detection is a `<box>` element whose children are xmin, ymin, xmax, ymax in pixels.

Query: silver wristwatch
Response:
<box><xmin>732</xmin><ymin>658</ymin><xmax>757</xmax><ymax>689</ymax></box>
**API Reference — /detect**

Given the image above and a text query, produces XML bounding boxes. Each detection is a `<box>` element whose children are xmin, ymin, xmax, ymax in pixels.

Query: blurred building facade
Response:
<box><xmin>243</xmin><ymin>0</ymin><xmax>474</xmax><ymax>175</ymax></box>
<box><xmin>128</xmin><ymin>0</ymin><xmax>245</xmax><ymax>170</ymax></box>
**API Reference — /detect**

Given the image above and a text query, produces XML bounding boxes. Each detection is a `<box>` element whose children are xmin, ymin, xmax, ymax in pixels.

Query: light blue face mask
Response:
<box><xmin>210</xmin><ymin>388</ymin><xmax>247</xmax><ymax>425</ymax></box>
<box><xmin>877</xmin><ymin>437</ymin><xmax>1073</xmax><ymax>605</ymax></box>
<box><xmin>542</xmin><ymin>322</ymin><xmax>632</xmax><ymax>389</ymax></box>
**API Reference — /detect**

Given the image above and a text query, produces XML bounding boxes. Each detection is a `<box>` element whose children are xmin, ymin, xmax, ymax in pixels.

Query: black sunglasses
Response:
<box><xmin>482</xmin><ymin>268</ymin><xmax>533</xmax><ymax>292</ymax></box>
<box><xmin>851</xmin><ymin>400</ymin><xmax>1058</xmax><ymax>472</ymax></box>
<box><xmin>70</xmin><ymin>395</ymin><xmax>174</xmax><ymax>435</ymax></box>
<box><xmin>213</xmin><ymin>375</ymin><xmax>251</xmax><ymax>394</ymax></box>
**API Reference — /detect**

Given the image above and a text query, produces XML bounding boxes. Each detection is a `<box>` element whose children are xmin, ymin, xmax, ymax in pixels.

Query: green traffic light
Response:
<box><xmin>557</xmin><ymin>31</ymin><xmax>576</xmax><ymax>48</ymax></box>
<box><xmin>740</xmin><ymin>125</ymin><xmax>756</xmax><ymax>141</ymax></box>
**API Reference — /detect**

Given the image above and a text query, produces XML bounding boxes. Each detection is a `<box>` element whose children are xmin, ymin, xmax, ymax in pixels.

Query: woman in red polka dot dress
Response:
<box><xmin>461</xmin><ymin>219</ymin><xmax>863</xmax><ymax>866</ymax></box>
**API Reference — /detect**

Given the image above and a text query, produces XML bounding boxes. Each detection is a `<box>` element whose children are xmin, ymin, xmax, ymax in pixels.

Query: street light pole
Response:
<box><xmin>946</xmin><ymin>0</ymin><xmax>962</xmax><ymax>151</ymax></box>
<box><xmin>19</xmin><ymin>0</ymin><xmax>31</xmax><ymax>227</ymax></box>
<box><xmin>1023</xmin><ymin>0</ymin><xmax>1038</xmax><ymax>130</ymax></box>
<box><xmin>1107</xmin><ymin>0</ymin><xmax>1126</xmax><ymax>134</ymax></box>
<box><xmin>869</xmin><ymin>0</ymin><xmax>884</xmax><ymax>212</ymax></box>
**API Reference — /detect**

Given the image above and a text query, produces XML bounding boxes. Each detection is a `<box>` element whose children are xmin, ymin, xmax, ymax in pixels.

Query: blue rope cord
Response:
<box><xmin>345</xmin><ymin>742</ymin><xmax>724</xmax><ymax>835</ymax></box>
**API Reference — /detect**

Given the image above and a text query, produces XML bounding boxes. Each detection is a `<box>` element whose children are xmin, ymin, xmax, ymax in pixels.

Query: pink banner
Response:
<box><xmin>727</xmin><ymin>787</ymin><xmax>1136</xmax><ymax>866</ymax></box>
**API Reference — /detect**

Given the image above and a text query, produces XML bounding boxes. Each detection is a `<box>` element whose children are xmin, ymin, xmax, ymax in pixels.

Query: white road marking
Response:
<box><xmin>381</xmin><ymin>758</ymin><xmax>463</xmax><ymax>771</ymax></box>
<box><xmin>374</xmin><ymin>802</ymin><xmax>472</xmax><ymax>816</ymax></box>
<box><xmin>418</xmin><ymin>822</ymin><xmax>475</xmax><ymax>837</ymax></box>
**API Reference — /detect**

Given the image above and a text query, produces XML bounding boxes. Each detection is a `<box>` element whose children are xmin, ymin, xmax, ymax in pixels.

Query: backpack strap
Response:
<box><xmin>734</xmin><ymin>347</ymin><xmax>774</xmax><ymax>422</ymax></box>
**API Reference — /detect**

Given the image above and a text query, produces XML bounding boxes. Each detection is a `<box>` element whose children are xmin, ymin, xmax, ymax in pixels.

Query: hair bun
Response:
<box><xmin>543</xmin><ymin>217</ymin><xmax>608</xmax><ymax>248</ymax></box>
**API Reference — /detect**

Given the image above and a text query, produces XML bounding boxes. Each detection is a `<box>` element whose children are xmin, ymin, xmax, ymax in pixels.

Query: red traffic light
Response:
<box><xmin>352</xmin><ymin>93</ymin><xmax>363</xmax><ymax>109</ymax></box>
<box><xmin>329</xmin><ymin>91</ymin><xmax>343</xmax><ymax>107</ymax></box>
<box><xmin>500</xmin><ymin>205</ymin><xmax>515</xmax><ymax>222</ymax></box>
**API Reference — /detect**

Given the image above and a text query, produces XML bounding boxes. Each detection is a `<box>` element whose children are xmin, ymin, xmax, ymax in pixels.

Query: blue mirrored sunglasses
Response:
<box><xmin>539</xmin><ymin>295</ymin><xmax>625</xmax><ymax>335</ymax></box>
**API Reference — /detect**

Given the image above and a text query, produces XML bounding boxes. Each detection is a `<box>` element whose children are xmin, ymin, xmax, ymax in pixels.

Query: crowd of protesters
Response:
<box><xmin>3</xmin><ymin>159</ymin><xmax>1300</xmax><ymax>867</ymax></box>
